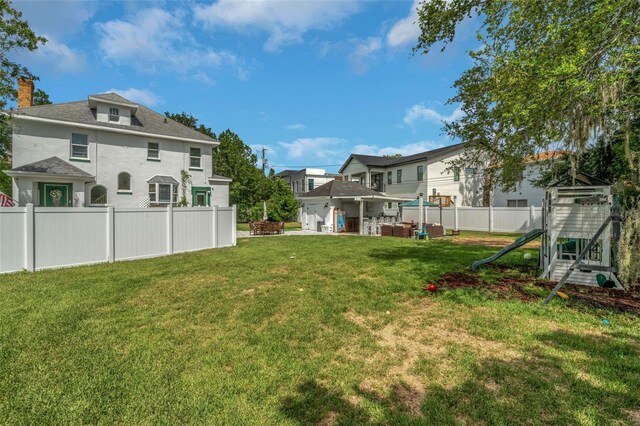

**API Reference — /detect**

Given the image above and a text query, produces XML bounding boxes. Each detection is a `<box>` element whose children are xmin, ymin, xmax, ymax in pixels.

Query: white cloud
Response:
<box><xmin>404</xmin><ymin>104</ymin><xmax>464</xmax><ymax>126</ymax></box>
<box><xmin>193</xmin><ymin>0</ymin><xmax>360</xmax><ymax>52</ymax></box>
<box><xmin>279</xmin><ymin>137</ymin><xmax>346</xmax><ymax>160</ymax></box>
<box><xmin>286</xmin><ymin>123</ymin><xmax>306</xmax><ymax>130</ymax></box>
<box><xmin>14</xmin><ymin>0</ymin><xmax>96</xmax><ymax>39</ymax></box>
<box><xmin>106</xmin><ymin>88</ymin><xmax>161</xmax><ymax>106</ymax></box>
<box><xmin>387</xmin><ymin>0</ymin><xmax>421</xmax><ymax>48</ymax></box>
<box><xmin>26</xmin><ymin>37</ymin><xmax>86</xmax><ymax>74</ymax></box>
<box><xmin>95</xmin><ymin>8</ymin><xmax>240</xmax><ymax>80</ymax></box>
<box><xmin>352</xmin><ymin>141</ymin><xmax>444</xmax><ymax>157</ymax></box>
<box><xmin>348</xmin><ymin>37</ymin><xmax>382</xmax><ymax>74</ymax></box>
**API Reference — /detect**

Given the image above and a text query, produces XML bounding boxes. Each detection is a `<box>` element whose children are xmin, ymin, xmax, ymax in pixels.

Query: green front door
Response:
<box><xmin>191</xmin><ymin>186</ymin><xmax>211</xmax><ymax>207</ymax></box>
<box><xmin>39</xmin><ymin>183</ymin><xmax>72</xmax><ymax>207</ymax></box>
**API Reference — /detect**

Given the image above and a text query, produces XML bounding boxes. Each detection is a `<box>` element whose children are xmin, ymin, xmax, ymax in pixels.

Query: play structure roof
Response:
<box><xmin>548</xmin><ymin>172</ymin><xmax>609</xmax><ymax>187</ymax></box>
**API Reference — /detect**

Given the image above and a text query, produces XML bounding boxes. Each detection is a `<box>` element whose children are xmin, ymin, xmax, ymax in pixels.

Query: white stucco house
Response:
<box><xmin>339</xmin><ymin>144</ymin><xmax>546</xmax><ymax>207</ymax></box>
<box><xmin>4</xmin><ymin>80</ymin><xmax>230</xmax><ymax>208</ymax></box>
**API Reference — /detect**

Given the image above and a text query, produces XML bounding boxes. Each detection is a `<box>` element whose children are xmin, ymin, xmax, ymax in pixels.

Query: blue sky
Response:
<box><xmin>12</xmin><ymin>0</ymin><xmax>478</xmax><ymax>173</ymax></box>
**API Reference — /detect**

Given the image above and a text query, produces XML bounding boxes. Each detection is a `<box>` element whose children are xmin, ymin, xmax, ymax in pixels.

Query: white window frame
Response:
<box><xmin>70</xmin><ymin>133</ymin><xmax>89</xmax><ymax>159</ymax></box>
<box><xmin>117</xmin><ymin>172</ymin><xmax>132</xmax><ymax>193</ymax></box>
<box><xmin>189</xmin><ymin>147</ymin><xmax>202</xmax><ymax>170</ymax></box>
<box><xmin>109</xmin><ymin>107</ymin><xmax>119</xmax><ymax>122</ymax></box>
<box><xmin>507</xmin><ymin>199</ymin><xmax>528</xmax><ymax>207</ymax></box>
<box><xmin>149</xmin><ymin>183</ymin><xmax>157</xmax><ymax>202</ymax></box>
<box><xmin>147</xmin><ymin>142</ymin><xmax>160</xmax><ymax>160</ymax></box>
<box><xmin>89</xmin><ymin>185</ymin><xmax>108</xmax><ymax>206</ymax></box>
<box><xmin>149</xmin><ymin>183</ymin><xmax>178</xmax><ymax>204</ymax></box>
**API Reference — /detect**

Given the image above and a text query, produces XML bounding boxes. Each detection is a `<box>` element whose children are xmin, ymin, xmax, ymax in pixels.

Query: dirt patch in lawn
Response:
<box><xmin>343</xmin><ymin>303</ymin><xmax>520</xmax><ymax>415</ymax></box>
<box><xmin>450</xmin><ymin>235</ymin><xmax>540</xmax><ymax>248</ymax></box>
<box><xmin>434</xmin><ymin>271</ymin><xmax>640</xmax><ymax>314</ymax></box>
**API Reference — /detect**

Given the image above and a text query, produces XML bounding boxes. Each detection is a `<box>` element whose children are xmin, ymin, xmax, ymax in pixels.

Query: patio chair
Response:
<box><xmin>415</xmin><ymin>227</ymin><xmax>429</xmax><ymax>240</ymax></box>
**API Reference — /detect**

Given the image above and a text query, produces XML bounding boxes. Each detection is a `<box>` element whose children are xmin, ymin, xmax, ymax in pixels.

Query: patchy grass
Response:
<box><xmin>237</xmin><ymin>221</ymin><xmax>302</xmax><ymax>231</ymax></box>
<box><xmin>0</xmin><ymin>235</ymin><xmax>639</xmax><ymax>424</ymax></box>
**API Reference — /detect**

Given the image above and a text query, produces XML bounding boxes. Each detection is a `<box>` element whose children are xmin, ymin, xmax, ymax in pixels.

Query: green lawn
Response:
<box><xmin>237</xmin><ymin>221</ymin><xmax>302</xmax><ymax>231</ymax></box>
<box><xmin>1</xmin><ymin>235</ymin><xmax>639</xmax><ymax>424</ymax></box>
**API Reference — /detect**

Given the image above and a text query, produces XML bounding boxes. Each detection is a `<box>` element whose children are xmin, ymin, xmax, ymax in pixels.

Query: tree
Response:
<box><xmin>0</xmin><ymin>1</ymin><xmax>47</xmax><ymax>196</ymax></box>
<box><xmin>165</xmin><ymin>116</ymin><xmax>299</xmax><ymax>221</ymax></box>
<box><xmin>164</xmin><ymin>111</ymin><xmax>216</xmax><ymax>139</ymax></box>
<box><xmin>32</xmin><ymin>88</ymin><xmax>51</xmax><ymax>105</ymax></box>
<box><xmin>415</xmin><ymin>0</ymin><xmax>640</xmax><ymax>192</ymax></box>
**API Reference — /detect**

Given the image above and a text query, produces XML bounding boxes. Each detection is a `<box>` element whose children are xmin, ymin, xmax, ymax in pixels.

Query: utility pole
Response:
<box><xmin>261</xmin><ymin>147</ymin><xmax>268</xmax><ymax>174</ymax></box>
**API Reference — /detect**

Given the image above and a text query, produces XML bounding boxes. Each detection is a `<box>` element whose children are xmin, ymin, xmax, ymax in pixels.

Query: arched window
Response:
<box><xmin>90</xmin><ymin>185</ymin><xmax>107</xmax><ymax>205</ymax></box>
<box><xmin>118</xmin><ymin>172</ymin><xmax>131</xmax><ymax>191</ymax></box>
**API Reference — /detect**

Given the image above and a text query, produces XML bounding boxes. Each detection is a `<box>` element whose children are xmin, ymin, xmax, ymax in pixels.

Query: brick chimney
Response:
<box><xmin>17</xmin><ymin>78</ymin><xmax>34</xmax><ymax>108</ymax></box>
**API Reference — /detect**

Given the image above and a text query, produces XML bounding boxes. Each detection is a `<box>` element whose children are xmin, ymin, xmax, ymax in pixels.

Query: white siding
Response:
<box><xmin>402</xmin><ymin>205</ymin><xmax>541</xmax><ymax>233</ymax></box>
<box><xmin>217</xmin><ymin>207</ymin><xmax>234</xmax><ymax>247</ymax></box>
<box><xmin>114</xmin><ymin>208</ymin><xmax>168</xmax><ymax>260</ymax></box>
<box><xmin>34</xmin><ymin>207</ymin><xmax>107</xmax><ymax>269</ymax></box>
<box><xmin>173</xmin><ymin>208</ymin><xmax>213</xmax><ymax>253</ymax></box>
<box><xmin>0</xmin><ymin>205</ymin><xmax>237</xmax><ymax>273</ymax></box>
<box><xmin>0</xmin><ymin>207</ymin><xmax>26</xmax><ymax>273</ymax></box>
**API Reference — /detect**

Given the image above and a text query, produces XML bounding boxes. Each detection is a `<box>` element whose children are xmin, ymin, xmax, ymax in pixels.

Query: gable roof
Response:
<box><xmin>300</xmin><ymin>180</ymin><xmax>383</xmax><ymax>198</ymax></box>
<box><xmin>274</xmin><ymin>169</ymin><xmax>298</xmax><ymax>177</ymax></box>
<box><xmin>11</xmin><ymin>93</ymin><xmax>217</xmax><ymax>144</ymax></box>
<box><xmin>548</xmin><ymin>172</ymin><xmax>610</xmax><ymax>187</ymax></box>
<box><xmin>339</xmin><ymin>143</ymin><xmax>464</xmax><ymax>173</ymax></box>
<box><xmin>5</xmin><ymin>156</ymin><xmax>94</xmax><ymax>178</ymax></box>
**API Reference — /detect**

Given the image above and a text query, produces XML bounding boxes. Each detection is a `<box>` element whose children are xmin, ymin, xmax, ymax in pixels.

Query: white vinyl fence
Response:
<box><xmin>402</xmin><ymin>205</ymin><xmax>542</xmax><ymax>233</ymax></box>
<box><xmin>0</xmin><ymin>204</ymin><xmax>236</xmax><ymax>274</ymax></box>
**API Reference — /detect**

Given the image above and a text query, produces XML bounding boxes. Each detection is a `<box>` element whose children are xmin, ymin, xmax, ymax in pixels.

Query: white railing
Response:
<box><xmin>0</xmin><ymin>204</ymin><xmax>237</xmax><ymax>274</ymax></box>
<box><xmin>402</xmin><ymin>205</ymin><xmax>542</xmax><ymax>233</ymax></box>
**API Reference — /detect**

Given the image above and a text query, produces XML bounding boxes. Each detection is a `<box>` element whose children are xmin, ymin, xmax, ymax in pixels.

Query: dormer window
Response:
<box><xmin>108</xmin><ymin>107</ymin><xmax>119</xmax><ymax>122</ymax></box>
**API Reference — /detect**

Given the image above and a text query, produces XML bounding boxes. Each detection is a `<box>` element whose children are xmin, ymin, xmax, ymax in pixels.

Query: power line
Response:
<box><xmin>270</xmin><ymin>164</ymin><xmax>343</xmax><ymax>168</ymax></box>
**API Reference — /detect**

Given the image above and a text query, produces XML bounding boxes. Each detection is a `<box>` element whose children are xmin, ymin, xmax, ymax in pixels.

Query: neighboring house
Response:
<box><xmin>4</xmin><ymin>79</ymin><xmax>231</xmax><ymax>208</ymax></box>
<box><xmin>339</xmin><ymin>144</ymin><xmax>547</xmax><ymax>207</ymax></box>
<box><xmin>275</xmin><ymin>168</ymin><xmax>340</xmax><ymax>197</ymax></box>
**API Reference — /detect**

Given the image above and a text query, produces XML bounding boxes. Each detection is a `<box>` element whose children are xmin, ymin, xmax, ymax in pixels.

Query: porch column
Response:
<box><xmin>359</xmin><ymin>198</ymin><xmax>364</xmax><ymax>235</ymax></box>
<box><xmin>418</xmin><ymin>193</ymin><xmax>424</xmax><ymax>228</ymax></box>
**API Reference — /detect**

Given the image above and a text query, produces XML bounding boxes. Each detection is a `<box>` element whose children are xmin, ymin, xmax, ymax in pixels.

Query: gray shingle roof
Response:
<box><xmin>13</xmin><ymin>93</ymin><xmax>217</xmax><ymax>144</ymax></box>
<box><xmin>88</xmin><ymin>93</ymin><xmax>138</xmax><ymax>107</ymax></box>
<box><xmin>300</xmin><ymin>180</ymin><xmax>383</xmax><ymax>198</ymax></box>
<box><xmin>340</xmin><ymin>143</ymin><xmax>464</xmax><ymax>173</ymax></box>
<box><xmin>274</xmin><ymin>169</ymin><xmax>298</xmax><ymax>177</ymax></box>
<box><xmin>8</xmin><ymin>156</ymin><xmax>94</xmax><ymax>177</ymax></box>
<box><xmin>147</xmin><ymin>175</ymin><xmax>179</xmax><ymax>185</ymax></box>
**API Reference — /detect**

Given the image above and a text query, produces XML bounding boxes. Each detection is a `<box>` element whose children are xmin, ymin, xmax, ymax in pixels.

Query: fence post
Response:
<box><xmin>453</xmin><ymin>201</ymin><xmax>459</xmax><ymax>231</ymax></box>
<box><xmin>232</xmin><ymin>204</ymin><xmax>237</xmax><ymax>246</ymax></box>
<box><xmin>107</xmin><ymin>205</ymin><xmax>114</xmax><ymax>262</ymax></box>
<box><xmin>529</xmin><ymin>205</ymin><xmax>535</xmax><ymax>230</ymax></box>
<box><xmin>212</xmin><ymin>205</ymin><xmax>218</xmax><ymax>248</ymax></box>
<box><xmin>25</xmin><ymin>203</ymin><xmax>34</xmax><ymax>271</ymax></box>
<box><xmin>167</xmin><ymin>204</ymin><xmax>174</xmax><ymax>255</ymax></box>
<box><xmin>489</xmin><ymin>205</ymin><xmax>494</xmax><ymax>233</ymax></box>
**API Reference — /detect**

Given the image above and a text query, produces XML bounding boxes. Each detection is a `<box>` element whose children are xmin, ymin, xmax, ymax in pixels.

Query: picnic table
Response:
<box><xmin>249</xmin><ymin>221</ymin><xmax>285</xmax><ymax>235</ymax></box>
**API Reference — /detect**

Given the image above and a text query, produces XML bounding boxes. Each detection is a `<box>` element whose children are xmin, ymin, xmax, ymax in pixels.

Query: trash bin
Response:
<box><xmin>316</xmin><ymin>221</ymin><xmax>325</xmax><ymax>232</ymax></box>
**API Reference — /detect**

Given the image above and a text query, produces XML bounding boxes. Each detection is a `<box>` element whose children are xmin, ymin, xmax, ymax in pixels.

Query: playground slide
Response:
<box><xmin>471</xmin><ymin>229</ymin><xmax>544</xmax><ymax>271</ymax></box>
